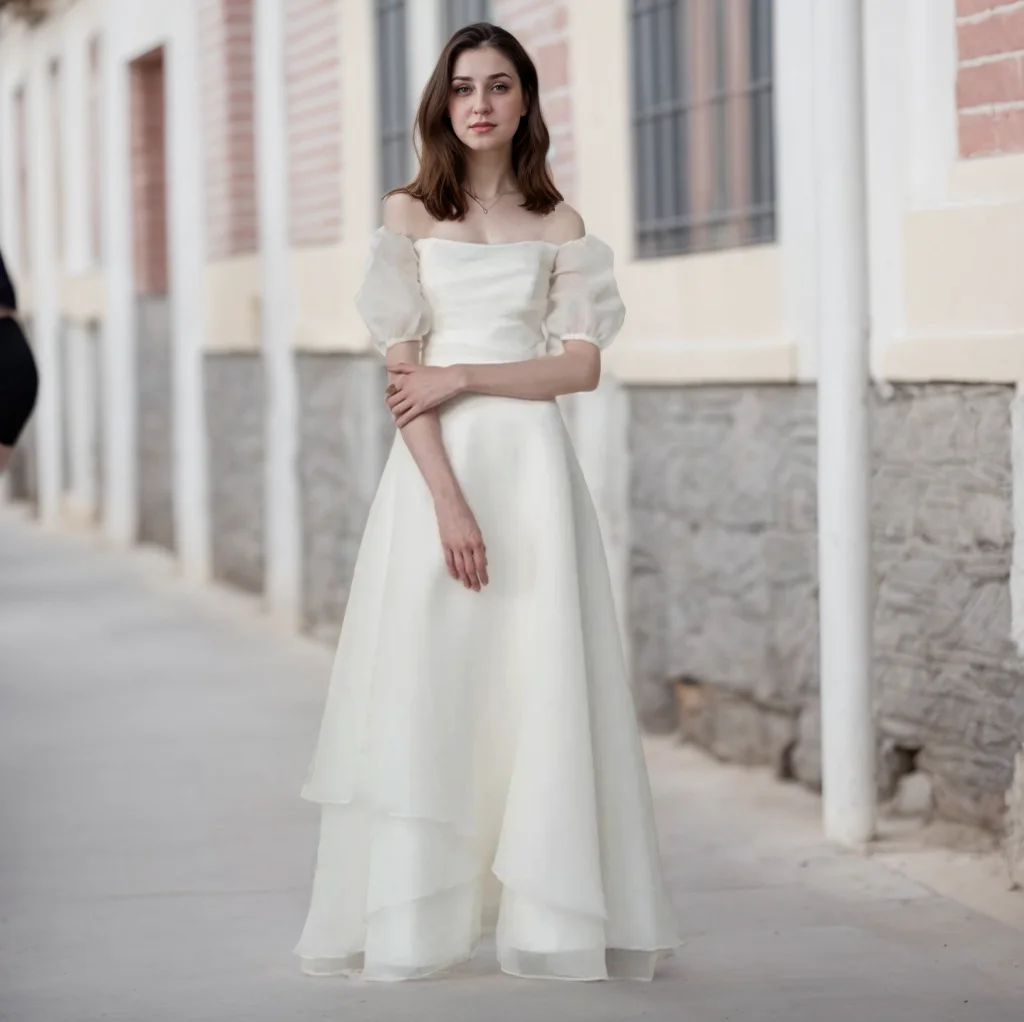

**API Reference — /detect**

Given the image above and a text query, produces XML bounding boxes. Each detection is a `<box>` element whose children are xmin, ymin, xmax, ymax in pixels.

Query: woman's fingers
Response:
<box><xmin>471</xmin><ymin>542</ymin><xmax>488</xmax><ymax>587</ymax></box>
<box><xmin>444</xmin><ymin>538</ymin><xmax>488</xmax><ymax>591</ymax></box>
<box><xmin>444</xmin><ymin>545</ymin><xmax>458</xmax><ymax>582</ymax></box>
<box><xmin>451</xmin><ymin>548</ymin><xmax>473</xmax><ymax>589</ymax></box>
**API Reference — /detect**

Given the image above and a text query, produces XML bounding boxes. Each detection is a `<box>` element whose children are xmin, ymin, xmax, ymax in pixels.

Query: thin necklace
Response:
<box><xmin>466</xmin><ymin>188</ymin><xmax>517</xmax><ymax>215</ymax></box>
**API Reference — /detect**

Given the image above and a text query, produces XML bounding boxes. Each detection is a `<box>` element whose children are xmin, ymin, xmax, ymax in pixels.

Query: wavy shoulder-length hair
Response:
<box><xmin>388</xmin><ymin>22</ymin><xmax>563</xmax><ymax>221</ymax></box>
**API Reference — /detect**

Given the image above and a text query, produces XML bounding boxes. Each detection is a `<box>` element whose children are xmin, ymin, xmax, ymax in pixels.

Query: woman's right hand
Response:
<box><xmin>434</xmin><ymin>491</ymin><xmax>488</xmax><ymax>591</ymax></box>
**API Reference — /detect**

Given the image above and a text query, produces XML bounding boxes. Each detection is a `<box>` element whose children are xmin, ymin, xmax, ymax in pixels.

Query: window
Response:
<box><xmin>442</xmin><ymin>0</ymin><xmax>492</xmax><ymax>38</ymax></box>
<box><xmin>629</xmin><ymin>0</ymin><xmax>775</xmax><ymax>259</ymax></box>
<box><xmin>375</xmin><ymin>0</ymin><xmax>410</xmax><ymax>196</ymax></box>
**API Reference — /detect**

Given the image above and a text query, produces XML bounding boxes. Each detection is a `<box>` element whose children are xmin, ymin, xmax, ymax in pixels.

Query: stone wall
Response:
<box><xmin>630</xmin><ymin>382</ymin><xmax>1024</xmax><ymax>831</ymax></box>
<box><xmin>204</xmin><ymin>353</ymin><xmax>265</xmax><ymax>593</ymax></box>
<box><xmin>136</xmin><ymin>296</ymin><xmax>175</xmax><ymax>552</ymax></box>
<box><xmin>296</xmin><ymin>353</ymin><xmax>393</xmax><ymax>641</ymax></box>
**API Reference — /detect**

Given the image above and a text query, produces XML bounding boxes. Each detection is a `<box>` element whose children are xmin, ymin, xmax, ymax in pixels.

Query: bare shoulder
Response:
<box><xmin>543</xmin><ymin>202</ymin><xmax>586</xmax><ymax>245</ymax></box>
<box><xmin>381</xmin><ymin>191</ymin><xmax>432</xmax><ymax>240</ymax></box>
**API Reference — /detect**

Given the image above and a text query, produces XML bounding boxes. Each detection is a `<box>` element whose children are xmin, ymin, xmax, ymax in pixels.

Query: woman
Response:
<box><xmin>0</xmin><ymin>248</ymin><xmax>38</xmax><ymax>473</ymax></box>
<box><xmin>295</xmin><ymin>22</ymin><xmax>679</xmax><ymax>982</ymax></box>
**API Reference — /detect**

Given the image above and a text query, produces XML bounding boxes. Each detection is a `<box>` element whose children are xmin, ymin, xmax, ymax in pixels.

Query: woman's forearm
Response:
<box><xmin>459</xmin><ymin>344</ymin><xmax>600</xmax><ymax>401</ymax></box>
<box><xmin>387</xmin><ymin>343</ymin><xmax>462</xmax><ymax>502</ymax></box>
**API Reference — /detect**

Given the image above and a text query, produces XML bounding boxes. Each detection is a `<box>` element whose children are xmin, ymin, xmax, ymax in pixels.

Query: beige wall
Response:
<box><xmin>886</xmin><ymin>153</ymin><xmax>1024</xmax><ymax>382</ymax></box>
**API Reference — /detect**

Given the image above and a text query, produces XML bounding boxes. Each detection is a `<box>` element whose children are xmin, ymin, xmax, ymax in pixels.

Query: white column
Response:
<box><xmin>102</xmin><ymin>6</ymin><xmax>138</xmax><ymax>546</ymax></box>
<box><xmin>28</xmin><ymin>49</ymin><xmax>63</xmax><ymax>526</ymax></box>
<box><xmin>814</xmin><ymin>0</ymin><xmax>875</xmax><ymax>846</ymax></box>
<box><xmin>408</xmin><ymin>0</ymin><xmax>443</xmax><ymax>155</ymax></box>
<box><xmin>63</xmin><ymin>27</ymin><xmax>97</xmax><ymax>522</ymax></box>
<box><xmin>66</xmin><ymin>320</ymin><xmax>99</xmax><ymax>520</ymax></box>
<box><xmin>255</xmin><ymin>0</ymin><xmax>301</xmax><ymax>628</ymax></box>
<box><xmin>775</xmin><ymin>0</ymin><xmax>819</xmax><ymax>381</ymax></box>
<box><xmin>167</xmin><ymin>3</ymin><xmax>211</xmax><ymax>581</ymax></box>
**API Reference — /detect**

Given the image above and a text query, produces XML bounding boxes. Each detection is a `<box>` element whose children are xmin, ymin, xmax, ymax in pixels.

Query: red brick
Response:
<box><xmin>956</xmin><ymin>55</ymin><xmax>1024</xmax><ymax>106</ymax></box>
<box><xmin>995</xmin><ymin>102</ymin><xmax>1024</xmax><ymax>150</ymax></box>
<box><xmin>959</xmin><ymin>109</ymin><xmax>1001</xmax><ymax>155</ymax></box>
<box><xmin>957</xmin><ymin>0</ymin><xmax>1004</xmax><ymax>16</ymax></box>
<box><xmin>284</xmin><ymin>0</ymin><xmax>342</xmax><ymax>247</ymax></box>
<box><xmin>130</xmin><ymin>48</ymin><xmax>169</xmax><ymax>294</ymax></box>
<box><xmin>957</xmin><ymin>6</ymin><xmax>1024</xmax><ymax>61</ymax></box>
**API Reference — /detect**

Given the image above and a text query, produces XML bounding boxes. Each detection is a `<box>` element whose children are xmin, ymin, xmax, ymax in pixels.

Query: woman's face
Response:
<box><xmin>447</xmin><ymin>46</ymin><xmax>526</xmax><ymax>154</ymax></box>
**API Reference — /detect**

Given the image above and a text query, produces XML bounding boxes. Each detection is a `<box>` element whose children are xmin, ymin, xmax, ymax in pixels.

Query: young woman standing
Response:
<box><xmin>295</xmin><ymin>22</ymin><xmax>679</xmax><ymax>982</ymax></box>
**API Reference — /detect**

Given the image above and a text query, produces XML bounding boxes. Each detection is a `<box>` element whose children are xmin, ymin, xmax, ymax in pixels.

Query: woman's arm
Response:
<box><xmin>386</xmin><ymin>342</ymin><xmax>489</xmax><ymax>591</ymax></box>
<box><xmin>385</xmin><ymin>341</ymin><xmax>599</xmax><ymax>428</ymax></box>
<box><xmin>460</xmin><ymin>340</ymin><xmax>600</xmax><ymax>399</ymax></box>
<box><xmin>385</xmin><ymin>342</ymin><xmax>459</xmax><ymax>500</ymax></box>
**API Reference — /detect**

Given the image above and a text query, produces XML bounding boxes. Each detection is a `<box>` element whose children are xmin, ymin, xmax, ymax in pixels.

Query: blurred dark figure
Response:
<box><xmin>0</xmin><ymin>249</ymin><xmax>38</xmax><ymax>473</ymax></box>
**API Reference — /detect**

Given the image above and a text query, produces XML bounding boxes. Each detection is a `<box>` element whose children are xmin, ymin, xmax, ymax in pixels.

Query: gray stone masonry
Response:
<box><xmin>204</xmin><ymin>353</ymin><xmax>266</xmax><ymax>593</ymax></box>
<box><xmin>297</xmin><ymin>353</ymin><xmax>393</xmax><ymax>641</ymax></box>
<box><xmin>136</xmin><ymin>295</ymin><xmax>175</xmax><ymax>552</ymax></box>
<box><xmin>631</xmin><ymin>383</ymin><xmax>1024</xmax><ymax>831</ymax></box>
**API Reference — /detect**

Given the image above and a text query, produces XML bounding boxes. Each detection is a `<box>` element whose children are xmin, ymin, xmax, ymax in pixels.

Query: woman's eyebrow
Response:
<box><xmin>451</xmin><ymin>72</ymin><xmax>512</xmax><ymax>82</ymax></box>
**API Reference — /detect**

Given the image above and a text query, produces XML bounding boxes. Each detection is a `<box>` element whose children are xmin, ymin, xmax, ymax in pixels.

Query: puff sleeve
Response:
<box><xmin>354</xmin><ymin>227</ymin><xmax>432</xmax><ymax>355</ymax></box>
<box><xmin>542</xmin><ymin>235</ymin><xmax>626</xmax><ymax>355</ymax></box>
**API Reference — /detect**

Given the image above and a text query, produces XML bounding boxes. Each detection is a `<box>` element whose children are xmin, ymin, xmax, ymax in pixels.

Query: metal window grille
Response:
<box><xmin>629</xmin><ymin>0</ymin><xmax>775</xmax><ymax>259</ymax></box>
<box><xmin>375</xmin><ymin>0</ymin><xmax>410</xmax><ymax>197</ymax></box>
<box><xmin>442</xmin><ymin>0</ymin><xmax>492</xmax><ymax>38</ymax></box>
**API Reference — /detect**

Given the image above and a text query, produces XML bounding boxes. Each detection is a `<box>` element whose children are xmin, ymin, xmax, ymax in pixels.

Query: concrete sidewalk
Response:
<box><xmin>1</xmin><ymin>508</ymin><xmax>1022</xmax><ymax>1022</ymax></box>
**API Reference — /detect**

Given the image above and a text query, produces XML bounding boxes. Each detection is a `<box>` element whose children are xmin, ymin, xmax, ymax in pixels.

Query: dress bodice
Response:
<box><xmin>355</xmin><ymin>228</ymin><xmax>626</xmax><ymax>366</ymax></box>
<box><xmin>413</xmin><ymin>239</ymin><xmax>556</xmax><ymax>366</ymax></box>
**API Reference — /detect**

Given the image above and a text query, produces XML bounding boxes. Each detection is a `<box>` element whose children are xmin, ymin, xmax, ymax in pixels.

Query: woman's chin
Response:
<box><xmin>460</xmin><ymin>131</ymin><xmax>513</xmax><ymax>152</ymax></box>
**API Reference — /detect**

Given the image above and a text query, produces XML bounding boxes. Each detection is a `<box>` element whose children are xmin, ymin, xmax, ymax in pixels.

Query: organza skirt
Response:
<box><xmin>295</xmin><ymin>393</ymin><xmax>680</xmax><ymax>981</ymax></box>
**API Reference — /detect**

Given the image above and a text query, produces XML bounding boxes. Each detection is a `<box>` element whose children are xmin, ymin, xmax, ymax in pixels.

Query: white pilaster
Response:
<box><xmin>167</xmin><ymin>2</ymin><xmax>211</xmax><ymax>581</ymax></box>
<box><xmin>775</xmin><ymin>0</ymin><xmax>819</xmax><ymax>382</ymax></box>
<box><xmin>408</xmin><ymin>0</ymin><xmax>443</xmax><ymax>167</ymax></box>
<box><xmin>255</xmin><ymin>0</ymin><xmax>301</xmax><ymax>628</ymax></box>
<box><xmin>814</xmin><ymin>0</ymin><xmax>875</xmax><ymax>847</ymax></box>
<box><xmin>905</xmin><ymin>0</ymin><xmax>958</xmax><ymax>208</ymax></box>
<box><xmin>101</xmin><ymin>3</ymin><xmax>137</xmax><ymax>545</ymax></box>
<box><xmin>28</xmin><ymin>41</ymin><xmax>62</xmax><ymax>525</ymax></box>
<box><xmin>862</xmin><ymin>0</ymin><xmax>910</xmax><ymax>379</ymax></box>
<box><xmin>65</xmin><ymin>320</ymin><xmax>99</xmax><ymax>519</ymax></box>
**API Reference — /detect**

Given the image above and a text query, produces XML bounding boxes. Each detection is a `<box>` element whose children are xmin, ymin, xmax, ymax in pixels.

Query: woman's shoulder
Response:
<box><xmin>381</xmin><ymin>191</ymin><xmax>433</xmax><ymax>241</ymax></box>
<box><xmin>542</xmin><ymin>202</ymin><xmax>586</xmax><ymax>246</ymax></box>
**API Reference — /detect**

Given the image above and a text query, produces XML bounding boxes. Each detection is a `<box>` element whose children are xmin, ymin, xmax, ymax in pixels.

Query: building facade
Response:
<box><xmin>2</xmin><ymin>0</ymin><xmax>1023</xmax><ymax>834</ymax></box>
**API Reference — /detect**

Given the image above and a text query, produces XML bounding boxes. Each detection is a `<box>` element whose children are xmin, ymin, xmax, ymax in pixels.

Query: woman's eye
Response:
<box><xmin>493</xmin><ymin>84</ymin><xmax>508</xmax><ymax>93</ymax></box>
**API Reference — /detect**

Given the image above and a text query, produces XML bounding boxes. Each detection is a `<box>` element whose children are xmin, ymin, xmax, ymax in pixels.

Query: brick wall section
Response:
<box><xmin>199</xmin><ymin>0</ymin><xmax>259</xmax><ymax>259</ymax></box>
<box><xmin>956</xmin><ymin>0</ymin><xmax>1024</xmax><ymax>157</ymax></box>
<box><xmin>492</xmin><ymin>0</ymin><xmax>576</xmax><ymax>202</ymax></box>
<box><xmin>129</xmin><ymin>49</ymin><xmax>168</xmax><ymax>295</ymax></box>
<box><xmin>284</xmin><ymin>0</ymin><xmax>343</xmax><ymax>247</ymax></box>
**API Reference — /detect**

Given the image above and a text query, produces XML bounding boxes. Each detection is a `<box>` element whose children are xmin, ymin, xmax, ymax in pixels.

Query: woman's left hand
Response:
<box><xmin>386</xmin><ymin>363</ymin><xmax>465</xmax><ymax>428</ymax></box>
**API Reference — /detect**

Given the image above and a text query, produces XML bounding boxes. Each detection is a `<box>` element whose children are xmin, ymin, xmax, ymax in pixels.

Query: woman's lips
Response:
<box><xmin>470</xmin><ymin>123</ymin><xmax>495</xmax><ymax>133</ymax></box>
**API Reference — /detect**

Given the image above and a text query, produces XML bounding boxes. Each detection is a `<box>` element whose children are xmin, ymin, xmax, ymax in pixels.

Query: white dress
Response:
<box><xmin>294</xmin><ymin>228</ymin><xmax>680</xmax><ymax>982</ymax></box>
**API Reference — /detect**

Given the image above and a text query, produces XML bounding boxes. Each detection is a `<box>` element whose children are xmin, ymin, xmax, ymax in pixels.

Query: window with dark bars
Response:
<box><xmin>630</xmin><ymin>0</ymin><xmax>775</xmax><ymax>259</ymax></box>
<box><xmin>375</xmin><ymin>0</ymin><xmax>410</xmax><ymax>197</ymax></box>
<box><xmin>442</xmin><ymin>0</ymin><xmax>493</xmax><ymax>38</ymax></box>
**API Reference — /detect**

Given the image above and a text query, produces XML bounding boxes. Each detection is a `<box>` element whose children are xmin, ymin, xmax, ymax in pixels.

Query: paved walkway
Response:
<box><xmin>1</xmin><ymin>508</ymin><xmax>1022</xmax><ymax>1022</ymax></box>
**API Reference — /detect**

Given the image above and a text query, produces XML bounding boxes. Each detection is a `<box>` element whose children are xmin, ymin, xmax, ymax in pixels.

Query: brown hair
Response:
<box><xmin>388</xmin><ymin>22</ymin><xmax>563</xmax><ymax>221</ymax></box>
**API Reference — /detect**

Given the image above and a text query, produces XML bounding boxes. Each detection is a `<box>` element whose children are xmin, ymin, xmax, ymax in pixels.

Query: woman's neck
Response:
<box><xmin>464</xmin><ymin>148</ymin><xmax>518</xmax><ymax>200</ymax></box>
